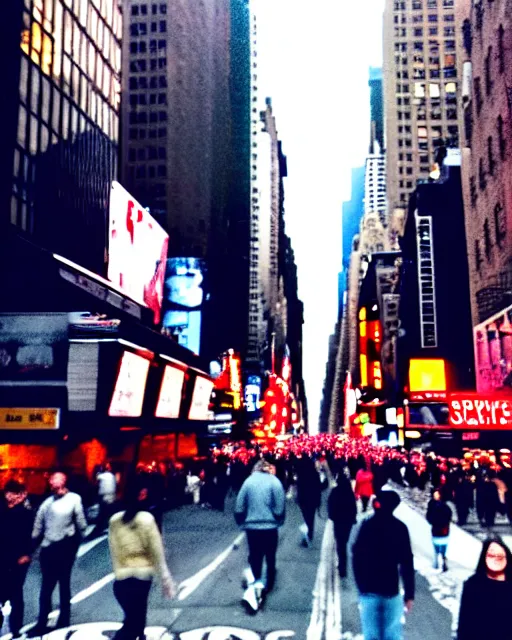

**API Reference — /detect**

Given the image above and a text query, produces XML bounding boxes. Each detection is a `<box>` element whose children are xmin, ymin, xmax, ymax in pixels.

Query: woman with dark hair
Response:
<box><xmin>108</xmin><ymin>484</ymin><xmax>177</xmax><ymax>639</ymax></box>
<box><xmin>457</xmin><ymin>536</ymin><xmax>512</xmax><ymax>639</ymax></box>
<box><xmin>426</xmin><ymin>488</ymin><xmax>452</xmax><ymax>572</ymax></box>
<box><xmin>296</xmin><ymin>456</ymin><xmax>322</xmax><ymax>546</ymax></box>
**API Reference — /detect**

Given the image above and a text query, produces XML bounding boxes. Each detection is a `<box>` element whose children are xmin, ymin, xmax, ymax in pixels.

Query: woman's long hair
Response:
<box><xmin>475</xmin><ymin>536</ymin><xmax>512</xmax><ymax>581</ymax></box>
<box><xmin>122</xmin><ymin>481</ymin><xmax>148</xmax><ymax>524</ymax></box>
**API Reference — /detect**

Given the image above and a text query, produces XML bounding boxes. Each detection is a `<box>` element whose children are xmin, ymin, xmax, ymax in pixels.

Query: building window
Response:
<box><xmin>498</xmin><ymin>114</ymin><xmax>506</xmax><ymax>159</ymax></box>
<box><xmin>495</xmin><ymin>203</ymin><xmax>506</xmax><ymax>246</ymax></box>
<box><xmin>483</xmin><ymin>219</ymin><xmax>492</xmax><ymax>260</ymax></box>
<box><xmin>470</xmin><ymin>175</ymin><xmax>478</xmax><ymax>206</ymax></box>
<box><xmin>462</xmin><ymin>19</ymin><xmax>472</xmax><ymax>56</ymax></box>
<box><xmin>475</xmin><ymin>2</ymin><xmax>484</xmax><ymax>30</ymax></box>
<box><xmin>474</xmin><ymin>77</ymin><xmax>483</xmax><ymax>114</ymax></box>
<box><xmin>485</xmin><ymin>46</ymin><xmax>493</xmax><ymax>95</ymax></box>
<box><xmin>475</xmin><ymin>239</ymin><xmax>483</xmax><ymax>271</ymax></box>
<box><xmin>499</xmin><ymin>25</ymin><xmax>505</xmax><ymax>73</ymax></box>
<box><xmin>488</xmin><ymin>136</ymin><xmax>496</xmax><ymax>176</ymax></box>
<box><xmin>479</xmin><ymin>157</ymin><xmax>487</xmax><ymax>191</ymax></box>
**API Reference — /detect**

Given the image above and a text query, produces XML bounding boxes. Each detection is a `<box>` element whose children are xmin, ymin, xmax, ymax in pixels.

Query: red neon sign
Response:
<box><xmin>449</xmin><ymin>394</ymin><xmax>512</xmax><ymax>429</ymax></box>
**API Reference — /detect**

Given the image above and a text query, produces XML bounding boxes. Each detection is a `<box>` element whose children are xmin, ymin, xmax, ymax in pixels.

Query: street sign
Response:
<box><xmin>0</xmin><ymin>407</ymin><xmax>60</xmax><ymax>429</ymax></box>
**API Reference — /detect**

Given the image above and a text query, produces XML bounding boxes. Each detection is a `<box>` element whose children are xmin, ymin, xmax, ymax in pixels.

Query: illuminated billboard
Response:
<box><xmin>409</xmin><ymin>359</ymin><xmax>446</xmax><ymax>396</ymax></box>
<box><xmin>474</xmin><ymin>306</ymin><xmax>512</xmax><ymax>394</ymax></box>
<box><xmin>108</xmin><ymin>181</ymin><xmax>169</xmax><ymax>324</ymax></box>
<box><xmin>188</xmin><ymin>376</ymin><xmax>214</xmax><ymax>420</ymax></box>
<box><xmin>245</xmin><ymin>375</ymin><xmax>261</xmax><ymax>413</ymax></box>
<box><xmin>162</xmin><ymin>258</ymin><xmax>206</xmax><ymax>355</ymax></box>
<box><xmin>155</xmin><ymin>365</ymin><xmax>185</xmax><ymax>419</ymax></box>
<box><xmin>109</xmin><ymin>351</ymin><xmax>150</xmax><ymax>417</ymax></box>
<box><xmin>449</xmin><ymin>393</ymin><xmax>512</xmax><ymax>429</ymax></box>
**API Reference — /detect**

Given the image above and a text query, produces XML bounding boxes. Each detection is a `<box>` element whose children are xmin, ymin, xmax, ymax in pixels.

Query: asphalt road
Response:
<box><xmin>0</xmin><ymin>491</ymin><xmax>457</xmax><ymax>640</ymax></box>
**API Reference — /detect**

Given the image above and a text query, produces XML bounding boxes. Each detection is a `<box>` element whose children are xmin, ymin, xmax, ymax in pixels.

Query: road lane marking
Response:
<box><xmin>307</xmin><ymin>520</ymin><xmax>331</xmax><ymax>639</ymax></box>
<box><xmin>77</xmin><ymin>534</ymin><xmax>108</xmax><ymax>558</ymax></box>
<box><xmin>177</xmin><ymin>533</ymin><xmax>245</xmax><ymax>601</ymax></box>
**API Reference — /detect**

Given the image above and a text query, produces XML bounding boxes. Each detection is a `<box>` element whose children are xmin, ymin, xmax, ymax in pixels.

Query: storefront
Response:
<box><xmin>0</xmin><ymin>232</ymin><xmax>214</xmax><ymax>496</ymax></box>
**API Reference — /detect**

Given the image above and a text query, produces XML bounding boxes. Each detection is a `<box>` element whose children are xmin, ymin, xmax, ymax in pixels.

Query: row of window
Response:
<box><xmin>395</xmin><ymin>25</ymin><xmax>455</xmax><ymax>38</ymax></box>
<box><xmin>129</xmin><ymin>39</ymin><xmax>166</xmax><ymax>54</ymax></box>
<box><xmin>128</xmin><ymin>110</ymin><xmax>167</xmax><ymax>124</ymax></box>
<box><xmin>128</xmin><ymin>122</ymin><xmax>167</xmax><ymax>138</ymax></box>
<box><xmin>131</xmin><ymin>4</ymin><xmax>167</xmax><ymax>16</ymax></box>
<box><xmin>395</xmin><ymin>39</ymin><xmax>455</xmax><ymax>52</ymax></box>
<box><xmin>130</xmin><ymin>21</ymin><xmax>167</xmax><ymax>36</ymax></box>
<box><xmin>394</xmin><ymin>0</ymin><xmax>454</xmax><ymax>10</ymax></box>
<box><xmin>129</xmin><ymin>58</ymin><xmax>166</xmax><ymax>72</ymax></box>
<box><xmin>474</xmin><ymin>204</ymin><xmax>507</xmax><ymax>270</ymax></box>
<box><xmin>129</xmin><ymin>92</ymin><xmax>167</xmax><ymax>106</ymax></box>
<box><xmin>128</xmin><ymin>145</ymin><xmax>166</xmax><ymax>160</ymax></box>
<box><xmin>129</xmin><ymin>75</ymin><xmax>167</xmax><ymax>90</ymax></box>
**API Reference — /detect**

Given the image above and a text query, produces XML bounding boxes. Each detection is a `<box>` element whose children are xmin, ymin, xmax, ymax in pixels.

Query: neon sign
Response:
<box><xmin>449</xmin><ymin>394</ymin><xmax>512</xmax><ymax>429</ymax></box>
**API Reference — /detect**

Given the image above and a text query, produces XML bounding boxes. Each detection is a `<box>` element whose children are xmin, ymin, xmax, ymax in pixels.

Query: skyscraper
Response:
<box><xmin>1</xmin><ymin>0</ymin><xmax>122</xmax><ymax>274</ymax></box>
<box><xmin>383</xmin><ymin>0</ymin><xmax>460</xmax><ymax>241</ymax></box>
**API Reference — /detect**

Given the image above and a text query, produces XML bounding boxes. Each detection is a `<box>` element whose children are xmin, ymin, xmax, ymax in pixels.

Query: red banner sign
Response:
<box><xmin>449</xmin><ymin>394</ymin><xmax>512</xmax><ymax>429</ymax></box>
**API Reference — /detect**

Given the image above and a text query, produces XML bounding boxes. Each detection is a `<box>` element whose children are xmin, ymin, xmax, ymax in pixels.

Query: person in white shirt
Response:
<box><xmin>95</xmin><ymin>463</ymin><xmax>118</xmax><ymax>534</ymax></box>
<box><xmin>31</xmin><ymin>472</ymin><xmax>88</xmax><ymax>634</ymax></box>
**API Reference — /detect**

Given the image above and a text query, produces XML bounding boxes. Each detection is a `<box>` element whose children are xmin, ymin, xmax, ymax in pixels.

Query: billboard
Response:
<box><xmin>108</xmin><ymin>351</ymin><xmax>150</xmax><ymax>417</ymax></box>
<box><xmin>108</xmin><ymin>181</ymin><xmax>169</xmax><ymax>324</ymax></box>
<box><xmin>155</xmin><ymin>365</ymin><xmax>185</xmax><ymax>419</ymax></box>
<box><xmin>245</xmin><ymin>375</ymin><xmax>261</xmax><ymax>413</ymax></box>
<box><xmin>409</xmin><ymin>359</ymin><xmax>446</xmax><ymax>394</ymax></box>
<box><xmin>0</xmin><ymin>313</ymin><xmax>68</xmax><ymax>381</ymax></box>
<box><xmin>188</xmin><ymin>376</ymin><xmax>214</xmax><ymax>420</ymax></box>
<box><xmin>449</xmin><ymin>393</ymin><xmax>512</xmax><ymax>429</ymax></box>
<box><xmin>474</xmin><ymin>306</ymin><xmax>512</xmax><ymax>394</ymax></box>
<box><xmin>162</xmin><ymin>258</ymin><xmax>206</xmax><ymax>355</ymax></box>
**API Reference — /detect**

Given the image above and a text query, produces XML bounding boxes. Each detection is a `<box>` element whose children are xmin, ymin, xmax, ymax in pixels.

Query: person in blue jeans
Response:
<box><xmin>352</xmin><ymin>490</ymin><xmax>415</xmax><ymax>640</ymax></box>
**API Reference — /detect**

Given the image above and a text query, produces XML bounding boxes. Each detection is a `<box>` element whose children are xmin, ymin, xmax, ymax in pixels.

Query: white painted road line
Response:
<box><xmin>177</xmin><ymin>532</ymin><xmax>245</xmax><ymax>601</ymax></box>
<box><xmin>76</xmin><ymin>534</ymin><xmax>108</xmax><ymax>558</ymax></box>
<box><xmin>307</xmin><ymin>519</ymin><xmax>331</xmax><ymax>639</ymax></box>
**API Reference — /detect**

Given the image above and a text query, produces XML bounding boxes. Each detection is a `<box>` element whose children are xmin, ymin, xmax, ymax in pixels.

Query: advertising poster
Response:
<box><xmin>244</xmin><ymin>375</ymin><xmax>261</xmax><ymax>413</ymax></box>
<box><xmin>108</xmin><ymin>351</ymin><xmax>151</xmax><ymax>417</ymax></box>
<box><xmin>162</xmin><ymin>258</ymin><xmax>206</xmax><ymax>355</ymax></box>
<box><xmin>188</xmin><ymin>376</ymin><xmax>214</xmax><ymax>420</ymax></box>
<box><xmin>0</xmin><ymin>313</ymin><xmax>69</xmax><ymax>381</ymax></box>
<box><xmin>155</xmin><ymin>365</ymin><xmax>185</xmax><ymax>419</ymax></box>
<box><xmin>108</xmin><ymin>182</ymin><xmax>169</xmax><ymax>324</ymax></box>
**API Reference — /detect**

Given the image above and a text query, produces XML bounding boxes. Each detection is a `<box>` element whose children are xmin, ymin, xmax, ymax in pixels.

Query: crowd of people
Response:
<box><xmin>2</xmin><ymin>433</ymin><xmax>512</xmax><ymax>639</ymax></box>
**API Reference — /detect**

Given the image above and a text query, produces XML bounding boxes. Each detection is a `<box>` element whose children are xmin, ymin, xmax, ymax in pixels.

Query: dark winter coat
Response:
<box><xmin>457</xmin><ymin>574</ymin><xmax>512</xmax><ymax>639</ymax></box>
<box><xmin>328</xmin><ymin>478</ymin><xmax>357</xmax><ymax>529</ymax></box>
<box><xmin>0</xmin><ymin>500</ymin><xmax>34</xmax><ymax>566</ymax></box>
<box><xmin>426</xmin><ymin>499</ymin><xmax>452</xmax><ymax>537</ymax></box>
<box><xmin>296</xmin><ymin>459</ymin><xmax>322</xmax><ymax>510</ymax></box>
<box><xmin>352</xmin><ymin>512</ymin><xmax>415</xmax><ymax>601</ymax></box>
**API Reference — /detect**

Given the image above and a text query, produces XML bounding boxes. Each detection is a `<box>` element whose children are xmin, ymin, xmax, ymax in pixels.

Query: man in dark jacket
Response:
<box><xmin>352</xmin><ymin>490</ymin><xmax>415</xmax><ymax>640</ymax></box>
<box><xmin>328</xmin><ymin>470</ymin><xmax>357</xmax><ymax>578</ymax></box>
<box><xmin>0</xmin><ymin>480</ymin><xmax>34</xmax><ymax>638</ymax></box>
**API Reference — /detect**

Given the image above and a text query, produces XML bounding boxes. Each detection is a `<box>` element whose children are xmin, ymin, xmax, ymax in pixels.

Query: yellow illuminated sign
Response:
<box><xmin>0</xmin><ymin>408</ymin><xmax>60</xmax><ymax>430</ymax></box>
<box><xmin>409</xmin><ymin>359</ymin><xmax>446</xmax><ymax>392</ymax></box>
<box><xmin>360</xmin><ymin>355</ymin><xmax>368</xmax><ymax>386</ymax></box>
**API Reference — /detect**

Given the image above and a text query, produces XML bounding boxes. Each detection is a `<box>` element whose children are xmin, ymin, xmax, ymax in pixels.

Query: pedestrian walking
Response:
<box><xmin>328</xmin><ymin>469</ymin><xmax>357</xmax><ymax>578</ymax></box>
<box><xmin>0</xmin><ymin>480</ymin><xmax>34</xmax><ymax>638</ymax></box>
<box><xmin>352</xmin><ymin>490</ymin><xmax>415</xmax><ymax>640</ymax></box>
<box><xmin>454</xmin><ymin>475</ymin><xmax>474</xmax><ymax>526</ymax></box>
<box><xmin>234</xmin><ymin>459</ymin><xmax>286</xmax><ymax>600</ymax></box>
<box><xmin>94</xmin><ymin>463</ymin><xmax>117</xmax><ymax>535</ymax></box>
<box><xmin>108</xmin><ymin>483</ymin><xmax>177</xmax><ymax>640</ymax></box>
<box><xmin>296</xmin><ymin>456</ymin><xmax>322</xmax><ymax>546</ymax></box>
<box><xmin>457</xmin><ymin>536</ymin><xmax>512</xmax><ymax>640</ymax></box>
<box><xmin>31</xmin><ymin>472</ymin><xmax>88</xmax><ymax>635</ymax></box>
<box><xmin>354</xmin><ymin>465</ymin><xmax>374</xmax><ymax>513</ymax></box>
<box><xmin>426</xmin><ymin>489</ymin><xmax>452</xmax><ymax>572</ymax></box>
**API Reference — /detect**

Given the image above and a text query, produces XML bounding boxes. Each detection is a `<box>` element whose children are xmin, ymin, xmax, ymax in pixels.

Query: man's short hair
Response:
<box><xmin>375</xmin><ymin>490</ymin><xmax>401</xmax><ymax>513</ymax></box>
<box><xmin>4</xmin><ymin>479</ymin><xmax>26</xmax><ymax>494</ymax></box>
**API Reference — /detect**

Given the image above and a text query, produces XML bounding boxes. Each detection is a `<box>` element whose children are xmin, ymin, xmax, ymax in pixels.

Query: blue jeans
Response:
<box><xmin>359</xmin><ymin>593</ymin><xmax>404</xmax><ymax>640</ymax></box>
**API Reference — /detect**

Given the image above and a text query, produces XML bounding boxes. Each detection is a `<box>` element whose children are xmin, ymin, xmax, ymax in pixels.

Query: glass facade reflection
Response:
<box><xmin>7</xmin><ymin>0</ymin><xmax>121</xmax><ymax>274</ymax></box>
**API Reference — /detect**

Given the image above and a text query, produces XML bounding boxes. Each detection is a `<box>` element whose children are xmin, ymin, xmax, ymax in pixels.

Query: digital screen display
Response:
<box><xmin>245</xmin><ymin>375</ymin><xmax>261</xmax><ymax>413</ymax></box>
<box><xmin>188</xmin><ymin>376</ymin><xmax>214</xmax><ymax>420</ymax></box>
<box><xmin>155</xmin><ymin>365</ymin><xmax>185</xmax><ymax>419</ymax></box>
<box><xmin>108</xmin><ymin>351</ymin><xmax>150</xmax><ymax>417</ymax></box>
<box><xmin>108</xmin><ymin>182</ymin><xmax>169</xmax><ymax>324</ymax></box>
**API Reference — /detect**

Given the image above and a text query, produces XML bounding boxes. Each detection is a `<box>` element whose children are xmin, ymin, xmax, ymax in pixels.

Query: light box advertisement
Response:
<box><xmin>155</xmin><ymin>365</ymin><xmax>185</xmax><ymax>419</ymax></box>
<box><xmin>188</xmin><ymin>376</ymin><xmax>214</xmax><ymax>420</ymax></box>
<box><xmin>109</xmin><ymin>351</ymin><xmax>150</xmax><ymax>417</ymax></box>
<box><xmin>108</xmin><ymin>182</ymin><xmax>169</xmax><ymax>324</ymax></box>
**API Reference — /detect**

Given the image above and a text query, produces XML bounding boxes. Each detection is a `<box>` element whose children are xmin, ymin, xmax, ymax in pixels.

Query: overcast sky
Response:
<box><xmin>255</xmin><ymin>0</ymin><xmax>385</xmax><ymax>432</ymax></box>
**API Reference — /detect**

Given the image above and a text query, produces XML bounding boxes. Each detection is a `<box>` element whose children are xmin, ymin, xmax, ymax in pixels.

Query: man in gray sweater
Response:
<box><xmin>234</xmin><ymin>459</ymin><xmax>286</xmax><ymax>595</ymax></box>
<box><xmin>31</xmin><ymin>472</ymin><xmax>88</xmax><ymax>635</ymax></box>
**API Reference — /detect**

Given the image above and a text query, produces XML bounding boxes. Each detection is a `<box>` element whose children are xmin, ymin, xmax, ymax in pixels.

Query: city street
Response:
<box><xmin>0</xmin><ymin>489</ymin><xmax>485</xmax><ymax>640</ymax></box>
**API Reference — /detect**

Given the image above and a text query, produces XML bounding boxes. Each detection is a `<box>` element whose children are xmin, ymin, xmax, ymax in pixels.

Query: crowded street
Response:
<box><xmin>2</xmin><ymin>433</ymin><xmax>510</xmax><ymax>640</ymax></box>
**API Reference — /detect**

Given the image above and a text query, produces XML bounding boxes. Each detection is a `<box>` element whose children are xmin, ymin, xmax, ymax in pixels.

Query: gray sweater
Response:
<box><xmin>234</xmin><ymin>471</ymin><xmax>286</xmax><ymax>530</ymax></box>
<box><xmin>33</xmin><ymin>492</ymin><xmax>88</xmax><ymax>547</ymax></box>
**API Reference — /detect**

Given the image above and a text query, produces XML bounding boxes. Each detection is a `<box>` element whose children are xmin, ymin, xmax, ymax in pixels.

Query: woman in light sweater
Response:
<box><xmin>109</xmin><ymin>484</ymin><xmax>177</xmax><ymax>639</ymax></box>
